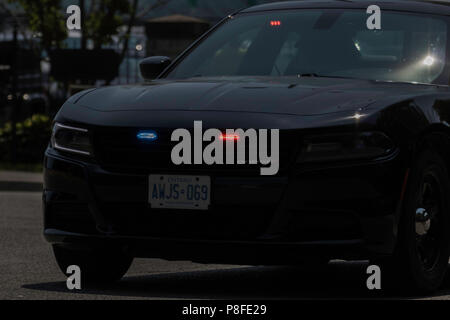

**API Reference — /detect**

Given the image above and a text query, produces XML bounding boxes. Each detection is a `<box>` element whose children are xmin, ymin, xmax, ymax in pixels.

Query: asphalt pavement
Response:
<box><xmin>1</xmin><ymin>171</ymin><xmax>450</xmax><ymax>300</ymax></box>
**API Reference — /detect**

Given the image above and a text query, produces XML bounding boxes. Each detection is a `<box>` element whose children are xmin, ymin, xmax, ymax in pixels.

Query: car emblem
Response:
<box><xmin>137</xmin><ymin>130</ymin><xmax>158</xmax><ymax>142</ymax></box>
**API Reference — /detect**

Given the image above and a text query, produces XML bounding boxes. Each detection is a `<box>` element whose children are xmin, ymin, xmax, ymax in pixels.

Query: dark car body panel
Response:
<box><xmin>243</xmin><ymin>0</ymin><xmax>450</xmax><ymax>16</ymax></box>
<box><xmin>71</xmin><ymin>77</ymin><xmax>412</xmax><ymax>115</ymax></box>
<box><xmin>43</xmin><ymin>147</ymin><xmax>401</xmax><ymax>262</ymax></box>
<box><xmin>44</xmin><ymin>1</ymin><xmax>450</xmax><ymax>264</ymax></box>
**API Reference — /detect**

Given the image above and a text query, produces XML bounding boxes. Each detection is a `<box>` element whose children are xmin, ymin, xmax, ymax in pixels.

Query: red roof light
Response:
<box><xmin>270</xmin><ymin>20</ymin><xmax>281</xmax><ymax>27</ymax></box>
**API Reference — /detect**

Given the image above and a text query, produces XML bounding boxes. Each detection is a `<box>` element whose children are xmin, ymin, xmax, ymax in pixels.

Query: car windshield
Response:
<box><xmin>166</xmin><ymin>9</ymin><xmax>449</xmax><ymax>84</ymax></box>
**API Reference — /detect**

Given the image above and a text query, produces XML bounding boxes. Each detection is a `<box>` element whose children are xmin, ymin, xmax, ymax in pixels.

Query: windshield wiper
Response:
<box><xmin>296</xmin><ymin>73</ymin><xmax>361</xmax><ymax>80</ymax></box>
<box><xmin>297</xmin><ymin>73</ymin><xmax>320</xmax><ymax>77</ymax></box>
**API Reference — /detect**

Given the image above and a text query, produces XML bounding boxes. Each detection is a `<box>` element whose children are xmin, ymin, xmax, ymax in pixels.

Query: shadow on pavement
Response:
<box><xmin>23</xmin><ymin>261</ymin><xmax>450</xmax><ymax>299</ymax></box>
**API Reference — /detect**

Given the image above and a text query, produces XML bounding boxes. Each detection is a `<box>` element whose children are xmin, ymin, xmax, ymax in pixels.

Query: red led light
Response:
<box><xmin>270</xmin><ymin>20</ymin><xmax>281</xmax><ymax>27</ymax></box>
<box><xmin>220</xmin><ymin>134</ymin><xmax>240</xmax><ymax>141</ymax></box>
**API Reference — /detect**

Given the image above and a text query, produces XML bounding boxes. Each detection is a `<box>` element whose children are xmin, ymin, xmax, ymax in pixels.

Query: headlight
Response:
<box><xmin>51</xmin><ymin>123</ymin><xmax>93</xmax><ymax>156</ymax></box>
<box><xmin>297</xmin><ymin>131</ymin><xmax>394</xmax><ymax>163</ymax></box>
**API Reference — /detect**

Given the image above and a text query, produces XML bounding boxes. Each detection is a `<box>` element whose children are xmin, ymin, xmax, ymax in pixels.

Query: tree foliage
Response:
<box><xmin>11</xmin><ymin>0</ymin><xmax>67</xmax><ymax>52</ymax></box>
<box><xmin>84</xmin><ymin>0</ymin><xmax>131</xmax><ymax>49</ymax></box>
<box><xmin>10</xmin><ymin>0</ymin><xmax>141</xmax><ymax>52</ymax></box>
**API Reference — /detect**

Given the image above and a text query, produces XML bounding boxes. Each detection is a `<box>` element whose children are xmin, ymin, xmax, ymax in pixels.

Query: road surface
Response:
<box><xmin>1</xmin><ymin>181</ymin><xmax>450</xmax><ymax>299</ymax></box>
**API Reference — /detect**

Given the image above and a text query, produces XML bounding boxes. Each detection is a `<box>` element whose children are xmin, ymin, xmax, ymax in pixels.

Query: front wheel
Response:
<box><xmin>53</xmin><ymin>245</ymin><xmax>133</xmax><ymax>285</ymax></box>
<box><xmin>386</xmin><ymin>150</ymin><xmax>450</xmax><ymax>293</ymax></box>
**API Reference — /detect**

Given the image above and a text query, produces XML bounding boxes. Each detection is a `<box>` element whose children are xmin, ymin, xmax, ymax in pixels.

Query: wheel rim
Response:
<box><xmin>415</xmin><ymin>170</ymin><xmax>443</xmax><ymax>272</ymax></box>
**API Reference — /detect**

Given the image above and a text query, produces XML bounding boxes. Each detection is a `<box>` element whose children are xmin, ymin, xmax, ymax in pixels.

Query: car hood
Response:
<box><xmin>73</xmin><ymin>77</ymin><xmax>440</xmax><ymax>116</ymax></box>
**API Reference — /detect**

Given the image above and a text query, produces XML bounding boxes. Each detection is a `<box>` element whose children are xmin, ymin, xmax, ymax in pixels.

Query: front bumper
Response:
<box><xmin>43</xmin><ymin>148</ymin><xmax>405</xmax><ymax>263</ymax></box>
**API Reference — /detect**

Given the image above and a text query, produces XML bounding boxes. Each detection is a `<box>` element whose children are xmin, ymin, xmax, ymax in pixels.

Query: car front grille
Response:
<box><xmin>93</xmin><ymin>127</ymin><xmax>299</xmax><ymax>176</ymax></box>
<box><xmin>101</xmin><ymin>203</ymin><xmax>277</xmax><ymax>240</ymax></box>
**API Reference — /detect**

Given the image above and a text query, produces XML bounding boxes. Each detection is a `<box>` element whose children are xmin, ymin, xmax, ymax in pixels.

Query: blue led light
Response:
<box><xmin>137</xmin><ymin>130</ymin><xmax>158</xmax><ymax>142</ymax></box>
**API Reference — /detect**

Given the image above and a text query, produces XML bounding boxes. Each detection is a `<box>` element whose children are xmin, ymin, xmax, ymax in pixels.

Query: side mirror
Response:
<box><xmin>139</xmin><ymin>56</ymin><xmax>172</xmax><ymax>80</ymax></box>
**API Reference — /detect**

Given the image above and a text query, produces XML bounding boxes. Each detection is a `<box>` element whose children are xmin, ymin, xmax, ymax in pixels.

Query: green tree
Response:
<box><xmin>11</xmin><ymin>0</ymin><xmax>169</xmax><ymax>58</ymax></box>
<box><xmin>10</xmin><ymin>0</ymin><xmax>67</xmax><ymax>53</ymax></box>
<box><xmin>84</xmin><ymin>0</ymin><xmax>130</xmax><ymax>49</ymax></box>
<box><xmin>83</xmin><ymin>0</ymin><xmax>169</xmax><ymax>63</ymax></box>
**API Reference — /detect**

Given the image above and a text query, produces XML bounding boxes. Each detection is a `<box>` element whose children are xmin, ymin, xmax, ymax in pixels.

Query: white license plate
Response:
<box><xmin>149</xmin><ymin>175</ymin><xmax>211</xmax><ymax>210</ymax></box>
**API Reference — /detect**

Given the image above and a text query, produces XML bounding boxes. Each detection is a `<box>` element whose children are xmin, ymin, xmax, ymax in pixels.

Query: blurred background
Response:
<box><xmin>0</xmin><ymin>0</ymin><xmax>278</xmax><ymax>171</ymax></box>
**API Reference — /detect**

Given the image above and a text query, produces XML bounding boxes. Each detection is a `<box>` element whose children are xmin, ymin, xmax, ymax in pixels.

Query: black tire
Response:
<box><xmin>383</xmin><ymin>150</ymin><xmax>450</xmax><ymax>293</ymax></box>
<box><xmin>53</xmin><ymin>245</ymin><xmax>133</xmax><ymax>285</ymax></box>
